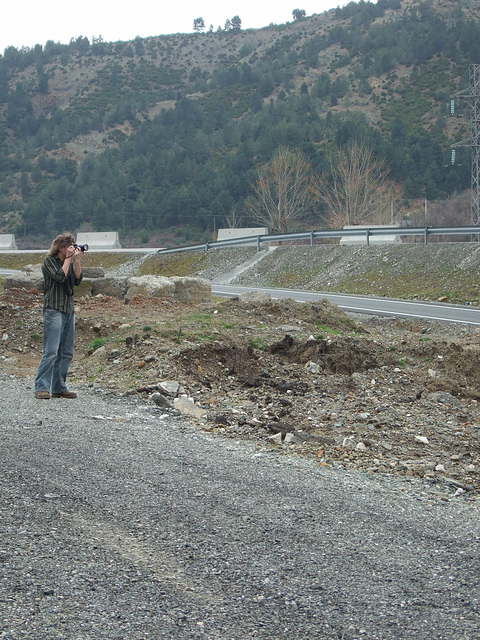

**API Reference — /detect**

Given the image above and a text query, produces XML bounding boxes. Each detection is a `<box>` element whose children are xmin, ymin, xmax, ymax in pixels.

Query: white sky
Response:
<box><xmin>1</xmin><ymin>1</ymin><xmax>353</xmax><ymax>53</ymax></box>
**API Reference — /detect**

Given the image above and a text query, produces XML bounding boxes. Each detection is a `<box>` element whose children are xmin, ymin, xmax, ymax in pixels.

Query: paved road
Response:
<box><xmin>212</xmin><ymin>284</ymin><xmax>480</xmax><ymax>326</ymax></box>
<box><xmin>0</xmin><ymin>269</ymin><xmax>20</xmax><ymax>276</ymax></box>
<box><xmin>1</xmin><ymin>376</ymin><xmax>479</xmax><ymax>639</ymax></box>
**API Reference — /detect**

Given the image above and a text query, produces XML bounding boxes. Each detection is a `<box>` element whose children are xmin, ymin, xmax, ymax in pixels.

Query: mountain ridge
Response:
<box><xmin>0</xmin><ymin>0</ymin><xmax>479</xmax><ymax>243</ymax></box>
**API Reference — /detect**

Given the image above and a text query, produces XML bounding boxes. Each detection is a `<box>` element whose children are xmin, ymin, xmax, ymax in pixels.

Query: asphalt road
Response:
<box><xmin>1</xmin><ymin>376</ymin><xmax>479</xmax><ymax>639</ymax></box>
<box><xmin>212</xmin><ymin>284</ymin><xmax>480</xmax><ymax>326</ymax></box>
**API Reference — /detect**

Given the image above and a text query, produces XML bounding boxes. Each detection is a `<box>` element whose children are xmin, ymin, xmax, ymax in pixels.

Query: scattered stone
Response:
<box><xmin>174</xmin><ymin>395</ymin><xmax>206</xmax><ymax>419</ymax></box>
<box><xmin>159</xmin><ymin>380</ymin><xmax>180</xmax><ymax>397</ymax></box>
<box><xmin>150</xmin><ymin>392</ymin><xmax>174</xmax><ymax>409</ymax></box>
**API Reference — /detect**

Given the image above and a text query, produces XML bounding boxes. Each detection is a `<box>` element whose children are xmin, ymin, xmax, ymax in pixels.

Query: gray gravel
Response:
<box><xmin>1</xmin><ymin>373</ymin><xmax>479</xmax><ymax>640</ymax></box>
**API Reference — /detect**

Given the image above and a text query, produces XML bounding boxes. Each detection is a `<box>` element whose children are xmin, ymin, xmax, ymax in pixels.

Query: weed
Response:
<box><xmin>316</xmin><ymin>323</ymin><xmax>341</xmax><ymax>335</ymax></box>
<box><xmin>89</xmin><ymin>337</ymin><xmax>107</xmax><ymax>352</ymax></box>
<box><xmin>249</xmin><ymin>337</ymin><xmax>264</xmax><ymax>350</ymax></box>
<box><xmin>198</xmin><ymin>333</ymin><xmax>215</xmax><ymax>341</ymax></box>
<box><xmin>30</xmin><ymin>332</ymin><xmax>42</xmax><ymax>342</ymax></box>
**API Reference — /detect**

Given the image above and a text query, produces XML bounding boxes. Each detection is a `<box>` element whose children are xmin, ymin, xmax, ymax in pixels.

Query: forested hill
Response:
<box><xmin>1</xmin><ymin>0</ymin><xmax>480</xmax><ymax>246</ymax></box>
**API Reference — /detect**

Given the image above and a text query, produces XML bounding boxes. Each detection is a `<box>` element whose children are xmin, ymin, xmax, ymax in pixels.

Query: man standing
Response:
<box><xmin>34</xmin><ymin>233</ymin><xmax>84</xmax><ymax>399</ymax></box>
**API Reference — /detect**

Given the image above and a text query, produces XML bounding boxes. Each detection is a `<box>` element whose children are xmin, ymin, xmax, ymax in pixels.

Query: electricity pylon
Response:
<box><xmin>450</xmin><ymin>64</ymin><xmax>480</xmax><ymax>225</ymax></box>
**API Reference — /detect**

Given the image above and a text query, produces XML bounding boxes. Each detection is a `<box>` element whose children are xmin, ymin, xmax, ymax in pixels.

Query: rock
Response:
<box><xmin>91</xmin><ymin>277</ymin><xmax>127</xmax><ymax>298</ymax></box>
<box><xmin>170</xmin><ymin>276</ymin><xmax>211</xmax><ymax>303</ymax></box>
<box><xmin>150</xmin><ymin>392</ymin><xmax>174</xmax><ymax>409</ymax></box>
<box><xmin>159</xmin><ymin>380</ymin><xmax>180</xmax><ymax>397</ymax></box>
<box><xmin>174</xmin><ymin>395</ymin><xmax>206</xmax><ymax>419</ymax></box>
<box><xmin>126</xmin><ymin>275</ymin><xmax>175</xmax><ymax>301</ymax></box>
<box><xmin>82</xmin><ymin>267</ymin><xmax>105</xmax><ymax>278</ymax></box>
<box><xmin>305</xmin><ymin>361</ymin><xmax>320</xmax><ymax>373</ymax></box>
<box><xmin>125</xmin><ymin>276</ymin><xmax>211</xmax><ymax>303</ymax></box>
<box><xmin>4</xmin><ymin>272</ymin><xmax>44</xmax><ymax>291</ymax></box>
<box><xmin>268</xmin><ymin>433</ymin><xmax>283</xmax><ymax>444</ymax></box>
<box><xmin>266</xmin><ymin>421</ymin><xmax>295</xmax><ymax>435</ymax></box>
<box><xmin>415</xmin><ymin>436</ymin><xmax>429</xmax><ymax>445</ymax></box>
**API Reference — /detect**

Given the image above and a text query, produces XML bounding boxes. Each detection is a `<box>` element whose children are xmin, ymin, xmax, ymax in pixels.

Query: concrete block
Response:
<box><xmin>217</xmin><ymin>227</ymin><xmax>268</xmax><ymax>241</ymax></box>
<box><xmin>76</xmin><ymin>231</ymin><xmax>121</xmax><ymax>250</ymax></box>
<box><xmin>340</xmin><ymin>225</ymin><xmax>402</xmax><ymax>245</ymax></box>
<box><xmin>0</xmin><ymin>234</ymin><xmax>18</xmax><ymax>250</ymax></box>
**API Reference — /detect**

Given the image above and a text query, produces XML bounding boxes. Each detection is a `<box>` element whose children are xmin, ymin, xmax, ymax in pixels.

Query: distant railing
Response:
<box><xmin>156</xmin><ymin>225</ymin><xmax>480</xmax><ymax>255</ymax></box>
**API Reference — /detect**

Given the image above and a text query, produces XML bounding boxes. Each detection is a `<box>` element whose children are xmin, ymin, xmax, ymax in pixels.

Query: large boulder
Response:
<box><xmin>171</xmin><ymin>276</ymin><xmax>211</xmax><ymax>303</ymax></box>
<box><xmin>125</xmin><ymin>276</ymin><xmax>211</xmax><ymax>303</ymax></box>
<box><xmin>125</xmin><ymin>276</ymin><xmax>175</xmax><ymax>302</ymax></box>
<box><xmin>3</xmin><ymin>264</ymin><xmax>44</xmax><ymax>291</ymax></box>
<box><xmin>82</xmin><ymin>267</ymin><xmax>105</xmax><ymax>278</ymax></box>
<box><xmin>91</xmin><ymin>277</ymin><xmax>127</xmax><ymax>299</ymax></box>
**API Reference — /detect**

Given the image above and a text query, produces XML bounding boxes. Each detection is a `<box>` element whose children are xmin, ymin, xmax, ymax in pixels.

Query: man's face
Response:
<box><xmin>58</xmin><ymin>243</ymin><xmax>73</xmax><ymax>260</ymax></box>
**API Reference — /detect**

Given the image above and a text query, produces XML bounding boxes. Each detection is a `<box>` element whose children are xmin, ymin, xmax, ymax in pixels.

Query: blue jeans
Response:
<box><xmin>35</xmin><ymin>308</ymin><xmax>75</xmax><ymax>394</ymax></box>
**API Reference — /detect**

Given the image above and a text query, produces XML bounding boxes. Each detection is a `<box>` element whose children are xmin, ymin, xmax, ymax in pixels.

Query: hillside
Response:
<box><xmin>1</xmin><ymin>0</ymin><xmax>480</xmax><ymax>244</ymax></box>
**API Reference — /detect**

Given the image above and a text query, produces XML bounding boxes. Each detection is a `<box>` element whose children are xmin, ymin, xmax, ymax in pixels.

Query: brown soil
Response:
<box><xmin>2</xmin><ymin>287</ymin><xmax>480</xmax><ymax>499</ymax></box>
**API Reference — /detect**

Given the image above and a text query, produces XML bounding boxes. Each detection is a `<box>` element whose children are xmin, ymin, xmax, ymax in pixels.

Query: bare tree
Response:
<box><xmin>224</xmin><ymin>206</ymin><xmax>243</xmax><ymax>228</ymax></box>
<box><xmin>321</xmin><ymin>140</ymin><xmax>394</xmax><ymax>227</ymax></box>
<box><xmin>244</xmin><ymin>147</ymin><xmax>320</xmax><ymax>233</ymax></box>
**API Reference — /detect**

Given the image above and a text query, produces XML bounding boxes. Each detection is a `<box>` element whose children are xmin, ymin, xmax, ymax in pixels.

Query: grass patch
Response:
<box><xmin>248</xmin><ymin>337</ymin><xmax>265</xmax><ymax>350</ymax></box>
<box><xmin>315</xmin><ymin>323</ymin><xmax>342</xmax><ymax>335</ymax></box>
<box><xmin>88</xmin><ymin>337</ymin><xmax>107</xmax><ymax>352</ymax></box>
<box><xmin>140</xmin><ymin>252</ymin><xmax>208</xmax><ymax>277</ymax></box>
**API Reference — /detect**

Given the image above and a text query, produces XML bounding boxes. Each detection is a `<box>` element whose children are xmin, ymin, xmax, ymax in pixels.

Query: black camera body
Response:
<box><xmin>74</xmin><ymin>243</ymin><xmax>89</xmax><ymax>252</ymax></box>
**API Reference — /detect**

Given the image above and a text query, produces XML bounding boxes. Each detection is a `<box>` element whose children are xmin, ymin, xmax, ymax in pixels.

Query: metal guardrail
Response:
<box><xmin>156</xmin><ymin>225</ymin><xmax>480</xmax><ymax>255</ymax></box>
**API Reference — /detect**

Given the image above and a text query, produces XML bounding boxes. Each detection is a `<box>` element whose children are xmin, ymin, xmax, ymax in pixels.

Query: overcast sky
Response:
<box><xmin>1</xmin><ymin>1</ymin><xmax>355</xmax><ymax>53</ymax></box>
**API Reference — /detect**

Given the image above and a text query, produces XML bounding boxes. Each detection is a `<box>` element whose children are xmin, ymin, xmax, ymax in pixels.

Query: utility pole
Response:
<box><xmin>450</xmin><ymin>64</ymin><xmax>480</xmax><ymax>225</ymax></box>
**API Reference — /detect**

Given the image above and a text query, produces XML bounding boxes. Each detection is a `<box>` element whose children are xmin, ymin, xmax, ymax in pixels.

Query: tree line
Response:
<box><xmin>0</xmin><ymin>0</ymin><xmax>475</xmax><ymax>243</ymax></box>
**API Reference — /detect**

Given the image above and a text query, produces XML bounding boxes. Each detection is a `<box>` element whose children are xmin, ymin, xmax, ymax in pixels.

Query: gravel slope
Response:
<box><xmin>1</xmin><ymin>374</ymin><xmax>479</xmax><ymax>640</ymax></box>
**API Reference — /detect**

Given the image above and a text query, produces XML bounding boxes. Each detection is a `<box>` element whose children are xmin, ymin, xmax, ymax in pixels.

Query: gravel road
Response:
<box><xmin>1</xmin><ymin>374</ymin><xmax>479</xmax><ymax>640</ymax></box>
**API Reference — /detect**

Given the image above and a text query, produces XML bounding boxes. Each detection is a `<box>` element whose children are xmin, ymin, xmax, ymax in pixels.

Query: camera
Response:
<box><xmin>74</xmin><ymin>243</ymin><xmax>89</xmax><ymax>252</ymax></box>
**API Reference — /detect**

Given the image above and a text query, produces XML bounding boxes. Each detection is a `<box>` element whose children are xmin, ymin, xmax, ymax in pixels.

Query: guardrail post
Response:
<box><xmin>257</xmin><ymin>236</ymin><xmax>261</xmax><ymax>252</ymax></box>
<box><xmin>366</xmin><ymin>229</ymin><xmax>370</xmax><ymax>246</ymax></box>
<box><xmin>424</xmin><ymin>228</ymin><xmax>428</xmax><ymax>245</ymax></box>
<box><xmin>310</xmin><ymin>231</ymin><xmax>314</xmax><ymax>247</ymax></box>
<box><xmin>205</xmin><ymin>242</ymin><xmax>209</xmax><ymax>252</ymax></box>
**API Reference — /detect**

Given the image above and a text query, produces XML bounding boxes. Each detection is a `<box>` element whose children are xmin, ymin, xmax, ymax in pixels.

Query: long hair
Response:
<box><xmin>48</xmin><ymin>232</ymin><xmax>75</xmax><ymax>257</ymax></box>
